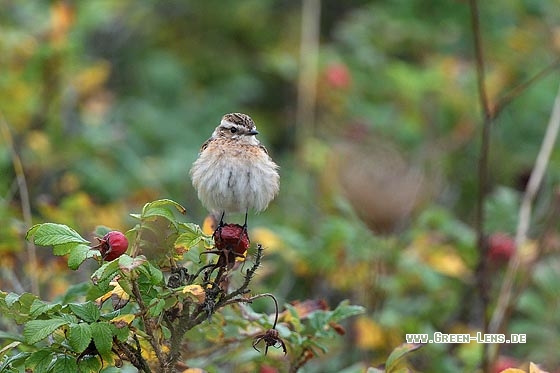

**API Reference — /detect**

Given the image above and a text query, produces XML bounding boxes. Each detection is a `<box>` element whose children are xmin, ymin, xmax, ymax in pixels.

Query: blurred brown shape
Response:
<box><xmin>325</xmin><ymin>127</ymin><xmax>438</xmax><ymax>233</ymax></box>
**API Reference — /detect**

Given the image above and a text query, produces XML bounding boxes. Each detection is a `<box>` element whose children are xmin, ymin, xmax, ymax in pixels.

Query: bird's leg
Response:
<box><xmin>213</xmin><ymin>211</ymin><xmax>226</xmax><ymax>245</ymax></box>
<box><xmin>242</xmin><ymin>208</ymin><xmax>248</xmax><ymax>231</ymax></box>
<box><xmin>237</xmin><ymin>208</ymin><xmax>249</xmax><ymax>250</ymax></box>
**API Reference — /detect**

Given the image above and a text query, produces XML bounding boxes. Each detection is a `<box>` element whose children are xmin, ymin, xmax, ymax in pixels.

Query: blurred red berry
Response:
<box><xmin>488</xmin><ymin>233</ymin><xmax>515</xmax><ymax>263</ymax></box>
<box><xmin>325</xmin><ymin>63</ymin><xmax>351</xmax><ymax>89</ymax></box>
<box><xmin>259</xmin><ymin>365</ymin><xmax>278</xmax><ymax>373</ymax></box>
<box><xmin>493</xmin><ymin>355</ymin><xmax>518</xmax><ymax>373</ymax></box>
<box><xmin>97</xmin><ymin>231</ymin><xmax>129</xmax><ymax>261</ymax></box>
<box><xmin>214</xmin><ymin>224</ymin><xmax>250</xmax><ymax>256</ymax></box>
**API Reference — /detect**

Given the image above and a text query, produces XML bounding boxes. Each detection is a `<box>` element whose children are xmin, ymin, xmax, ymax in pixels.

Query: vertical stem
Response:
<box><xmin>131</xmin><ymin>279</ymin><xmax>167</xmax><ymax>370</ymax></box>
<box><xmin>295</xmin><ymin>0</ymin><xmax>321</xmax><ymax>150</ymax></box>
<box><xmin>470</xmin><ymin>0</ymin><xmax>492</xmax><ymax>240</ymax></box>
<box><xmin>488</xmin><ymin>81</ymin><xmax>560</xmax><ymax>362</ymax></box>
<box><xmin>0</xmin><ymin>112</ymin><xmax>39</xmax><ymax>296</ymax></box>
<box><xmin>468</xmin><ymin>1</ymin><xmax>492</xmax><ymax>371</ymax></box>
<box><xmin>469</xmin><ymin>0</ymin><xmax>490</xmax><ymax>117</ymax></box>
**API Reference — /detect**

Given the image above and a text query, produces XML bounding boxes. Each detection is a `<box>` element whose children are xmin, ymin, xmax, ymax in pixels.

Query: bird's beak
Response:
<box><xmin>247</xmin><ymin>129</ymin><xmax>259</xmax><ymax>136</ymax></box>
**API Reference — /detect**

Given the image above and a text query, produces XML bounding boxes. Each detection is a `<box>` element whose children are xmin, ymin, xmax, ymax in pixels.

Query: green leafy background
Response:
<box><xmin>1</xmin><ymin>1</ymin><xmax>560</xmax><ymax>372</ymax></box>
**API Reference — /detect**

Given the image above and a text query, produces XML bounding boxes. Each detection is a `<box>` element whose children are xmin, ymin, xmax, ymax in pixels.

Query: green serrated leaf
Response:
<box><xmin>161</xmin><ymin>325</ymin><xmax>171</xmax><ymax>340</ymax></box>
<box><xmin>175</xmin><ymin>231</ymin><xmax>201</xmax><ymax>251</ymax></box>
<box><xmin>1</xmin><ymin>292</ymin><xmax>38</xmax><ymax>324</ymax></box>
<box><xmin>59</xmin><ymin>312</ymin><xmax>80</xmax><ymax>325</ymax></box>
<box><xmin>77</xmin><ymin>354</ymin><xmax>102</xmax><ymax>373</ymax></box>
<box><xmin>1</xmin><ymin>351</ymin><xmax>31</xmax><ymax>369</ymax></box>
<box><xmin>179</xmin><ymin>222</ymin><xmax>204</xmax><ymax>233</ymax></box>
<box><xmin>146</xmin><ymin>262</ymin><xmax>164</xmax><ymax>285</ymax></box>
<box><xmin>49</xmin><ymin>354</ymin><xmax>78</xmax><ymax>373</ymax></box>
<box><xmin>67</xmin><ymin>244</ymin><xmax>97</xmax><ymax>270</ymax></box>
<box><xmin>91</xmin><ymin>322</ymin><xmax>114</xmax><ymax>355</ymax></box>
<box><xmin>18</xmin><ymin>292</ymin><xmax>37</xmax><ymax>308</ymax></box>
<box><xmin>118</xmin><ymin>254</ymin><xmax>146</xmax><ymax>273</ymax></box>
<box><xmin>30</xmin><ymin>299</ymin><xmax>60</xmax><ymax>318</ymax></box>
<box><xmin>26</xmin><ymin>223</ymin><xmax>89</xmax><ymax>246</ymax></box>
<box><xmin>25</xmin><ymin>349</ymin><xmax>53</xmax><ymax>371</ymax></box>
<box><xmin>68</xmin><ymin>323</ymin><xmax>93</xmax><ymax>353</ymax></box>
<box><xmin>330</xmin><ymin>300</ymin><xmax>366</xmax><ymax>323</ymax></box>
<box><xmin>385</xmin><ymin>343</ymin><xmax>423</xmax><ymax>373</ymax></box>
<box><xmin>52</xmin><ymin>242</ymin><xmax>80</xmax><ymax>256</ymax></box>
<box><xmin>69</xmin><ymin>302</ymin><xmax>101</xmax><ymax>323</ymax></box>
<box><xmin>116</xmin><ymin>278</ymin><xmax>133</xmax><ymax>297</ymax></box>
<box><xmin>23</xmin><ymin>318</ymin><xmax>69</xmax><ymax>345</ymax></box>
<box><xmin>143</xmin><ymin>206</ymin><xmax>176</xmax><ymax>222</ymax></box>
<box><xmin>117</xmin><ymin>254</ymin><xmax>134</xmax><ymax>268</ymax></box>
<box><xmin>142</xmin><ymin>199</ymin><xmax>186</xmax><ymax>216</ymax></box>
<box><xmin>178</xmin><ymin>222</ymin><xmax>214</xmax><ymax>249</ymax></box>
<box><xmin>25</xmin><ymin>224</ymin><xmax>41</xmax><ymax>241</ymax></box>
<box><xmin>147</xmin><ymin>298</ymin><xmax>166</xmax><ymax>317</ymax></box>
<box><xmin>139</xmin><ymin>199</ymin><xmax>186</xmax><ymax>227</ymax></box>
<box><xmin>91</xmin><ymin>260</ymin><xmax>120</xmax><ymax>286</ymax></box>
<box><xmin>307</xmin><ymin>310</ymin><xmax>329</xmax><ymax>333</ymax></box>
<box><xmin>4</xmin><ymin>292</ymin><xmax>36</xmax><ymax>309</ymax></box>
<box><xmin>305</xmin><ymin>338</ymin><xmax>329</xmax><ymax>354</ymax></box>
<box><xmin>99</xmin><ymin>309</ymin><xmax>122</xmax><ymax>322</ymax></box>
<box><xmin>113</xmin><ymin>323</ymin><xmax>130</xmax><ymax>342</ymax></box>
<box><xmin>4</xmin><ymin>292</ymin><xmax>20</xmax><ymax>307</ymax></box>
<box><xmin>136</xmin><ymin>261</ymin><xmax>164</xmax><ymax>286</ymax></box>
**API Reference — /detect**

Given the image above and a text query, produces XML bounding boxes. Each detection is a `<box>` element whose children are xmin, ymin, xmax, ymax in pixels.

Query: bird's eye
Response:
<box><xmin>230</xmin><ymin>127</ymin><xmax>237</xmax><ymax>133</ymax></box>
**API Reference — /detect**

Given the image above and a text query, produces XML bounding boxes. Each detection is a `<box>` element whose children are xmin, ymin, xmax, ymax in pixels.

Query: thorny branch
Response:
<box><xmin>130</xmin><ymin>279</ymin><xmax>167</xmax><ymax>371</ymax></box>
<box><xmin>156</xmin><ymin>243</ymin><xmax>267</xmax><ymax>371</ymax></box>
<box><xmin>113</xmin><ymin>337</ymin><xmax>151</xmax><ymax>373</ymax></box>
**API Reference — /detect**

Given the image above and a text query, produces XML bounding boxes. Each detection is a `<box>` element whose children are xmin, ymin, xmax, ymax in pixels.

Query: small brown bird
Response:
<box><xmin>190</xmin><ymin>113</ymin><xmax>280</xmax><ymax>225</ymax></box>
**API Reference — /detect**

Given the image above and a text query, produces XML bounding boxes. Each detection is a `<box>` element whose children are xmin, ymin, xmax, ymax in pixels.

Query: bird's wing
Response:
<box><xmin>199</xmin><ymin>137</ymin><xmax>212</xmax><ymax>153</ymax></box>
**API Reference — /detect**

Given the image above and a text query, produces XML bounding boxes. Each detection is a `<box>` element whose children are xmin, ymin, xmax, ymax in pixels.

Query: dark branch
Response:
<box><xmin>468</xmin><ymin>1</ymin><xmax>492</xmax><ymax>371</ymax></box>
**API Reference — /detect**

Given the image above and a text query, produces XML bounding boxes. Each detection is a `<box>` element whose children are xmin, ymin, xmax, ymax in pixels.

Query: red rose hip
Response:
<box><xmin>214</xmin><ymin>224</ymin><xmax>250</xmax><ymax>256</ymax></box>
<box><xmin>96</xmin><ymin>231</ymin><xmax>129</xmax><ymax>261</ymax></box>
<box><xmin>488</xmin><ymin>232</ymin><xmax>515</xmax><ymax>263</ymax></box>
<box><xmin>325</xmin><ymin>63</ymin><xmax>351</xmax><ymax>89</ymax></box>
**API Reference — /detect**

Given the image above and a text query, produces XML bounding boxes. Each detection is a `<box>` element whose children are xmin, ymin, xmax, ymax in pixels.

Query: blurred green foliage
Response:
<box><xmin>2</xmin><ymin>0</ymin><xmax>560</xmax><ymax>371</ymax></box>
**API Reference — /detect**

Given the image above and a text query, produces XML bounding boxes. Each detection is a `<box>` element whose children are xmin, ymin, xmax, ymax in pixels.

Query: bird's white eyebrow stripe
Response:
<box><xmin>220</xmin><ymin>120</ymin><xmax>238</xmax><ymax>128</ymax></box>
